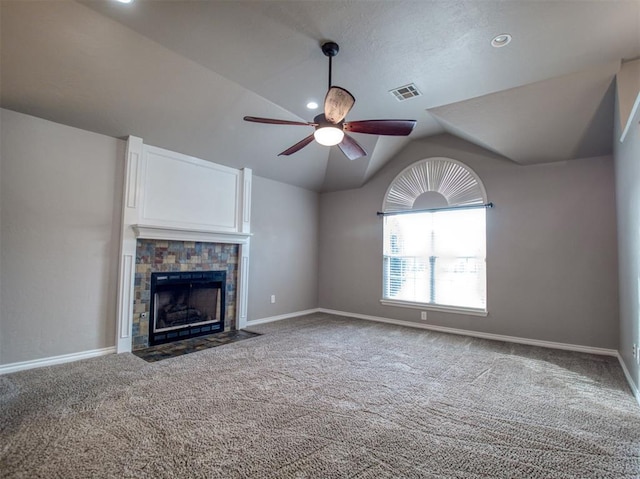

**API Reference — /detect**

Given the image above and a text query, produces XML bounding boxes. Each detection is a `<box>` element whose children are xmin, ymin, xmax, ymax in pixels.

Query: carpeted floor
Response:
<box><xmin>1</xmin><ymin>313</ymin><xmax>639</xmax><ymax>478</ymax></box>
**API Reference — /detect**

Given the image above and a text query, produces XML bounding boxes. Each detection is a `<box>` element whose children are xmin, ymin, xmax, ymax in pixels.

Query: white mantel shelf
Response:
<box><xmin>132</xmin><ymin>225</ymin><xmax>251</xmax><ymax>245</ymax></box>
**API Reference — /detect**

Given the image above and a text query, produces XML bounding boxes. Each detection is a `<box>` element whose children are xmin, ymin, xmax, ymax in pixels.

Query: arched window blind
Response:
<box><xmin>383</xmin><ymin>158</ymin><xmax>487</xmax><ymax>212</ymax></box>
<box><xmin>381</xmin><ymin>158</ymin><xmax>489</xmax><ymax>314</ymax></box>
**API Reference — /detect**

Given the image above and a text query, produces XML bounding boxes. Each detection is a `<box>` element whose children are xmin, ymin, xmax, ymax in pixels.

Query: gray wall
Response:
<box><xmin>614</xmin><ymin>92</ymin><xmax>640</xmax><ymax>389</ymax></box>
<box><xmin>0</xmin><ymin>109</ymin><xmax>321</xmax><ymax>365</ymax></box>
<box><xmin>0</xmin><ymin>109</ymin><xmax>124</xmax><ymax>364</ymax></box>
<box><xmin>0</xmin><ymin>107</ymin><xmax>623</xmax><ymax>364</ymax></box>
<box><xmin>319</xmin><ymin>134</ymin><xmax>619</xmax><ymax>349</ymax></box>
<box><xmin>248</xmin><ymin>176</ymin><xmax>319</xmax><ymax>320</ymax></box>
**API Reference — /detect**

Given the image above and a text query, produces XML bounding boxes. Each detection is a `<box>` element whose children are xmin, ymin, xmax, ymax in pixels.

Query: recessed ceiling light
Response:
<box><xmin>306</xmin><ymin>101</ymin><xmax>319</xmax><ymax>110</ymax></box>
<box><xmin>115</xmin><ymin>0</ymin><xmax>133</xmax><ymax>3</ymax></box>
<box><xmin>491</xmin><ymin>33</ymin><xmax>512</xmax><ymax>48</ymax></box>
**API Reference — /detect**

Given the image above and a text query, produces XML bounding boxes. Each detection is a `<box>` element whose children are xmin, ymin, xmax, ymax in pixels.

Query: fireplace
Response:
<box><xmin>149</xmin><ymin>271</ymin><xmax>225</xmax><ymax>345</ymax></box>
<box><xmin>115</xmin><ymin>139</ymin><xmax>251</xmax><ymax>353</ymax></box>
<box><xmin>132</xmin><ymin>240</ymin><xmax>239</xmax><ymax>350</ymax></box>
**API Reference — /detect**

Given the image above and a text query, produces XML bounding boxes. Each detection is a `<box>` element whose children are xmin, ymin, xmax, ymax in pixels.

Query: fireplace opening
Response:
<box><xmin>149</xmin><ymin>271</ymin><xmax>226</xmax><ymax>345</ymax></box>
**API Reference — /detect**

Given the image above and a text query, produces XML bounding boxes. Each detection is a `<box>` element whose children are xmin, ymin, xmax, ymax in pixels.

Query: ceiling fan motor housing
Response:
<box><xmin>313</xmin><ymin>114</ymin><xmax>341</xmax><ymax>130</ymax></box>
<box><xmin>321</xmin><ymin>41</ymin><xmax>339</xmax><ymax>57</ymax></box>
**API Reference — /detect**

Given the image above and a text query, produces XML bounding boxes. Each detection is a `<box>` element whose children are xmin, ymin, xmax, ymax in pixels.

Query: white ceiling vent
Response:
<box><xmin>389</xmin><ymin>83</ymin><xmax>421</xmax><ymax>102</ymax></box>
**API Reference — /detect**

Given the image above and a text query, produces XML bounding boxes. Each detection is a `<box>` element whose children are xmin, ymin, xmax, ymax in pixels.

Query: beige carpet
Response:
<box><xmin>1</xmin><ymin>313</ymin><xmax>639</xmax><ymax>478</ymax></box>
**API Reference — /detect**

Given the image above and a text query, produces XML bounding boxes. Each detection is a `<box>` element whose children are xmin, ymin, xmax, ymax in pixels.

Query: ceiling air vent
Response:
<box><xmin>389</xmin><ymin>83</ymin><xmax>421</xmax><ymax>102</ymax></box>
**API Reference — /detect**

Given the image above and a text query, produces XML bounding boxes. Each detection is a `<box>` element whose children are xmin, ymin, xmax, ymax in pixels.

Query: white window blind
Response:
<box><xmin>383</xmin><ymin>207</ymin><xmax>486</xmax><ymax>310</ymax></box>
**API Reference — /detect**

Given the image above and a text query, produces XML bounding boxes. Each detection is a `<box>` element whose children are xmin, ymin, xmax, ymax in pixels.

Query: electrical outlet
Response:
<box><xmin>270</xmin><ymin>295</ymin><xmax>276</xmax><ymax>304</ymax></box>
<box><xmin>420</xmin><ymin>311</ymin><xmax>427</xmax><ymax>320</ymax></box>
<box><xmin>633</xmin><ymin>344</ymin><xmax>637</xmax><ymax>358</ymax></box>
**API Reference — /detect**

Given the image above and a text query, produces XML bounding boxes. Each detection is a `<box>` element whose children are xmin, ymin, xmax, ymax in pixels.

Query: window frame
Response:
<box><xmin>380</xmin><ymin>158</ymin><xmax>489</xmax><ymax>316</ymax></box>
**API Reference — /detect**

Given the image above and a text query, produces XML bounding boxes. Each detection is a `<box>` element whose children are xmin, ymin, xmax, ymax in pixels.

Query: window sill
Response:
<box><xmin>379</xmin><ymin>299</ymin><xmax>488</xmax><ymax>317</ymax></box>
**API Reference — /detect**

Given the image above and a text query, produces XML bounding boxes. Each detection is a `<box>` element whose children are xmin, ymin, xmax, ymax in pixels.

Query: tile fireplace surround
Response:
<box><xmin>133</xmin><ymin>240</ymin><xmax>239</xmax><ymax>349</ymax></box>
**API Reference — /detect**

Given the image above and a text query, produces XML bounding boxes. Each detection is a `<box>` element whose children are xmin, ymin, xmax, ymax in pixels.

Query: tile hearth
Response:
<box><xmin>132</xmin><ymin>330</ymin><xmax>261</xmax><ymax>362</ymax></box>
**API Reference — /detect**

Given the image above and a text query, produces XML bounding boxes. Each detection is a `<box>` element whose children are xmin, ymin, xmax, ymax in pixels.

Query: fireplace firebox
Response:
<box><xmin>149</xmin><ymin>271</ymin><xmax>225</xmax><ymax>345</ymax></box>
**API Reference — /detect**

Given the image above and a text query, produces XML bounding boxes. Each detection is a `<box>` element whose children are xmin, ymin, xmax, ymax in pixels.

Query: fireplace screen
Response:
<box><xmin>149</xmin><ymin>271</ymin><xmax>225</xmax><ymax>345</ymax></box>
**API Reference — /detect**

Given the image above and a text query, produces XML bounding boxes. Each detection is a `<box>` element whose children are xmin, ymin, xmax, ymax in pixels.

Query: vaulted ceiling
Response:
<box><xmin>1</xmin><ymin>1</ymin><xmax>639</xmax><ymax>192</ymax></box>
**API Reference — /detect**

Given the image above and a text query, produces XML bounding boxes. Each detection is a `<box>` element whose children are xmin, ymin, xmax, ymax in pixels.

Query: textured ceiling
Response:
<box><xmin>1</xmin><ymin>0</ymin><xmax>639</xmax><ymax>191</ymax></box>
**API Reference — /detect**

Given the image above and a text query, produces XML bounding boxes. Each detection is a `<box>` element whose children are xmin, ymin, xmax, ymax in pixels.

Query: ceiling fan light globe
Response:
<box><xmin>314</xmin><ymin>127</ymin><xmax>344</xmax><ymax>146</ymax></box>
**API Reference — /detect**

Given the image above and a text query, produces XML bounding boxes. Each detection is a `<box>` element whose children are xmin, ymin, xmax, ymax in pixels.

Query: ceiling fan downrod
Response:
<box><xmin>321</xmin><ymin>41</ymin><xmax>340</xmax><ymax>90</ymax></box>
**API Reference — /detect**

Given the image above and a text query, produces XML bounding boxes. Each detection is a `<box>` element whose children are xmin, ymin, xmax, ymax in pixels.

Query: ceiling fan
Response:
<box><xmin>243</xmin><ymin>42</ymin><xmax>417</xmax><ymax>161</ymax></box>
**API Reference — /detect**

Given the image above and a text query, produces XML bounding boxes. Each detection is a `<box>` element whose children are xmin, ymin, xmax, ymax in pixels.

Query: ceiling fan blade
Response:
<box><xmin>244</xmin><ymin>116</ymin><xmax>315</xmax><ymax>127</ymax></box>
<box><xmin>324</xmin><ymin>86</ymin><xmax>355</xmax><ymax>124</ymax></box>
<box><xmin>344</xmin><ymin>119</ymin><xmax>417</xmax><ymax>136</ymax></box>
<box><xmin>338</xmin><ymin>133</ymin><xmax>367</xmax><ymax>161</ymax></box>
<box><xmin>278</xmin><ymin>134</ymin><xmax>315</xmax><ymax>156</ymax></box>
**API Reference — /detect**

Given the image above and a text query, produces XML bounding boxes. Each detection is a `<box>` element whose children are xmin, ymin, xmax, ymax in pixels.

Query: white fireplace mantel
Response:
<box><xmin>115</xmin><ymin>136</ymin><xmax>252</xmax><ymax>353</ymax></box>
<box><xmin>132</xmin><ymin>225</ymin><xmax>251</xmax><ymax>245</ymax></box>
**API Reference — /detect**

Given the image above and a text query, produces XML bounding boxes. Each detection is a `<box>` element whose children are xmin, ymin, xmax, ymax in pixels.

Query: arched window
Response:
<box><xmin>381</xmin><ymin>158</ymin><xmax>489</xmax><ymax>315</ymax></box>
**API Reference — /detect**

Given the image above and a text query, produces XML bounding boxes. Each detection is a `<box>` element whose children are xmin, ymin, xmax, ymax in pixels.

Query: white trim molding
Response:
<box><xmin>619</xmin><ymin>93</ymin><xmax>640</xmax><ymax>143</ymax></box>
<box><xmin>617</xmin><ymin>353</ymin><xmax>640</xmax><ymax>407</ymax></box>
<box><xmin>251</xmin><ymin>308</ymin><xmax>639</xmax><ymax>407</ymax></box>
<box><xmin>616</xmin><ymin>59</ymin><xmax>640</xmax><ymax>143</ymax></box>
<box><xmin>318</xmin><ymin>308</ymin><xmax>618</xmax><ymax>357</ymax></box>
<box><xmin>246</xmin><ymin>309</ymin><xmax>321</xmax><ymax>327</ymax></box>
<box><xmin>380</xmin><ymin>299</ymin><xmax>488</xmax><ymax>317</ymax></box>
<box><xmin>237</xmin><ymin>243</ymin><xmax>251</xmax><ymax>329</ymax></box>
<box><xmin>0</xmin><ymin>347</ymin><xmax>116</xmax><ymax>375</ymax></box>
<box><xmin>245</xmin><ymin>307</ymin><xmax>616</xmax><ymax>357</ymax></box>
<box><xmin>329</xmin><ymin>308</ymin><xmax>637</xmax><ymax>406</ymax></box>
<box><xmin>132</xmin><ymin>225</ymin><xmax>251</xmax><ymax>244</ymax></box>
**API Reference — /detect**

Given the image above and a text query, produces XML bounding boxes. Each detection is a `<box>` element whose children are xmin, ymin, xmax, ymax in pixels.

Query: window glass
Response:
<box><xmin>383</xmin><ymin>208</ymin><xmax>486</xmax><ymax>310</ymax></box>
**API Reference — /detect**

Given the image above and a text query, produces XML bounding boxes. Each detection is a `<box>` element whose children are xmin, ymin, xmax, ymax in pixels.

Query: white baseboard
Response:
<box><xmin>322</xmin><ymin>308</ymin><xmax>638</xmax><ymax>408</ymax></box>
<box><xmin>318</xmin><ymin>308</ymin><xmax>619</xmax><ymax>357</ymax></box>
<box><xmin>6</xmin><ymin>310</ymin><xmax>632</xmax><ymax>405</ymax></box>
<box><xmin>617</xmin><ymin>353</ymin><xmax>640</xmax><ymax>407</ymax></box>
<box><xmin>246</xmin><ymin>308</ymin><xmax>321</xmax><ymax>326</ymax></box>
<box><xmin>0</xmin><ymin>346</ymin><xmax>116</xmax><ymax>375</ymax></box>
